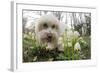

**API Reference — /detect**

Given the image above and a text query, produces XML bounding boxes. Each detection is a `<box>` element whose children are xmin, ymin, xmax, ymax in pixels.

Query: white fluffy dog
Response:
<box><xmin>35</xmin><ymin>14</ymin><xmax>60</xmax><ymax>50</ymax></box>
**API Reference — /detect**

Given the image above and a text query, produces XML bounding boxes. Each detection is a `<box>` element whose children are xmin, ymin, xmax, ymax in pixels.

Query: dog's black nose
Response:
<box><xmin>47</xmin><ymin>34</ymin><xmax>52</xmax><ymax>39</ymax></box>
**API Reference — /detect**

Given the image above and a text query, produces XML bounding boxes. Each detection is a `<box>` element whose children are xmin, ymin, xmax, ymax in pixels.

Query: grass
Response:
<box><xmin>23</xmin><ymin>33</ymin><xmax>91</xmax><ymax>62</ymax></box>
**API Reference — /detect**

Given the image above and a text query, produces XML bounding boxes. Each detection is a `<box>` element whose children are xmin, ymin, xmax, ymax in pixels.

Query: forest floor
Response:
<box><xmin>23</xmin><ymin>34</ymin><xmax>91</xmax><ymax>62</ymax></box>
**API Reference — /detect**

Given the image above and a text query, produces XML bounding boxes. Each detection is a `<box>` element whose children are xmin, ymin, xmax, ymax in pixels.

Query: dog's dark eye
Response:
<box><xmin>52</xmin><ymin>25</ymin><xmax>55</xmax><ymax>29</ymax></box>
<box><xmin>43</xmin><ymin>23</ymin><xmax>48</xmax><ymax>28</ymax></box>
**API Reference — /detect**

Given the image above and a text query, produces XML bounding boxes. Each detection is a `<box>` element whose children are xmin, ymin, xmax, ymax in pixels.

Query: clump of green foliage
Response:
<box><xmin>23</xmin><ymin>30</ymin><xmax>91</xmax><ymax>62</ymax></box>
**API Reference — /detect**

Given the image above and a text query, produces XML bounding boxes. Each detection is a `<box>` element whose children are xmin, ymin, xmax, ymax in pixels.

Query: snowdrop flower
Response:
<box><xmin>29</xmin><ymin>32</ymin><xmax>32</xmax><ymax>35</ymax></box>
<box><xmin>32</xmin><ymin>34</ymin><xmax>35</xmax><ymax>40</ymax></box>
<box><xmin>58</xmin><ymin>37</ymin><xmax>63</xmax><ymax>44</ymax></box>
<box><xmin>67</xmin><ymin>30</ymin><xmax>73</xmax><ymax>38</ymax></box>
<box><xmin>23</xmin><ymin>34</ymin><xmax>28</xmax><ymax>38</ymax></box>
<box><xmin>78</xmin><ymin>37</ymin><xmax>87</xmax><ymax>44</ymax></box>
<box><xmin>65</xmin><ymin>30</ymin><xmax>80</xmax><ymax>41</ymax></box>
<box><xmin>68</xmin><ymin>42</ymin><xmax>72</xmax><ymax>47</ymax></box>
<box><xmin>73</xmin><ymin>31</ymin><xmax>80</xmax><ymax>39</ymax></box>
<box><xmin>81</xmin><ymin>40</ymin><xmax>87</xmax><ymax>44</ymax></box>
<box><xmin>74</xmin><ymin>42</ymin><xmax>81</xmax><ymax>51</ymax></box>
<box><xmin>78</xmin><ymin>37</ymin><xmax>83</xmax><ymax>41</ymax></box>
<box><xmin>66</xmin><ymin>30</ymin><xmax>73</xmax><ymax>41</ymax></box>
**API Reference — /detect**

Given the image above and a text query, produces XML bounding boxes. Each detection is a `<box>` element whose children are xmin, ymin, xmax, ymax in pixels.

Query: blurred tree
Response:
<box><xmin>22</xmin><ymin>17</ymin><xmax>27</xmax><ymax>33</ymax></box>
<box><xmin>53</xmin><ymin>11</ymin><xmax>62</xmax><ymax>20</ymax></box>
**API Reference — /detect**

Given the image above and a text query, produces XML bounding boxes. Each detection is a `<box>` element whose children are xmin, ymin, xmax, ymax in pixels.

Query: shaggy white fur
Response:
<box><xmin>35</xmin><ymin>14</ymin><xmax>60</xmax><ymax>50</ymax></box>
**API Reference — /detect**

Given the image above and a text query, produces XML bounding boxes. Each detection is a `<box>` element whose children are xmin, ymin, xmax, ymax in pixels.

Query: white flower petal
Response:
<box><xmin>74</xmin><ymin>42</ymin><xmax>81</xmax><ymax>51</ymax></box>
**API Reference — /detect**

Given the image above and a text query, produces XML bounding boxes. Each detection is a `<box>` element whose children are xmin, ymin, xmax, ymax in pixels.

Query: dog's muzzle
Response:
<box><xmin>46</xmin><ymin>33</ymin><xmax>52</xmax><ymax>42</ymax></box>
